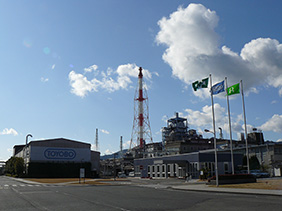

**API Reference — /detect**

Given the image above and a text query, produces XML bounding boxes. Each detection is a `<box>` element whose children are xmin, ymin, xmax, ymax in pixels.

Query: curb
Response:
<box><xmin>170</xmin><ymin>185</ymin><xmax>282</xmax><ymax>197</ymax></box>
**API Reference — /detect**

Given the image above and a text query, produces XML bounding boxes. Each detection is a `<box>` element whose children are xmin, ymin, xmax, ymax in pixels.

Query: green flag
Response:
<box><xmin>227</xmin><ymin>83</ymin><xmax>240</xmax><ymax>96</ymax></box>
<box><xmin>192</xmin><ymin>77</ymin><xmax>209</xmax><ymax>91</ymax></box>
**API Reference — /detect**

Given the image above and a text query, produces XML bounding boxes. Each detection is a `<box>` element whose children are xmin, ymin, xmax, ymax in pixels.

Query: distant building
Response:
<box><xmin>162</xmin><ymin>112</ymin><xmax>189</xmax><ymax>144</ymax></box>
<box><xmin>144</xmin><ymin>142</ymin><xmax>163</xmax><ymax>158</ymax></box>
<box><xmin>133</xmin><ymin>141</ymin><xmax>282</xmax><ymax>178</ymax></box>
<box><xmin>234</xmin><ymin>142</ymin><xmax>282</xmax><ymax>176</ymax></box>
<box><xmin>13</xmin><ymin>138</ymin><xmax>100</xmax><ymax>177</ymax></box>
<box><xmin>162</xmin><ymin>113</ymin><xmax>213</xmax><ymax>155</ymax></box>
<box><xmin>124</xmin><ymin>112</ymin><xmax>282</xmax><ymax>179</ymax></box>
<box><xmin>134</xmin><ymin>150</ymin><xmax>243</xmax><ymax>178</ymax></box>
<box><xmin>247</xmin><ymin>130</ymin><xmax>264</xmax><ymax>145</ymax></box>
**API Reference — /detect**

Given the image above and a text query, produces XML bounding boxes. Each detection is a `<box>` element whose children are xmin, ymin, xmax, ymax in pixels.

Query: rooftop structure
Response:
<box><xmin>161</xmin><ymin>112</ymin><xmax>211</xmax><ymax>154</ymax></box>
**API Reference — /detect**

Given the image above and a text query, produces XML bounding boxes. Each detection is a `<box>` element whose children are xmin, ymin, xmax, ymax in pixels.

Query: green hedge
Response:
<box><xmin>208</xmin><ymin>174</ymin><xmax>256</xmax><ymax>181</ymax></box>
<box><xmin>27</xmin><ymin>162</ymin><xmax>91</xmax><ymax>178</ymax></box>
<box><xmin>207</xmin><ymin>174</ymin><xmax>256</xmax><ymax>185</ymax></box>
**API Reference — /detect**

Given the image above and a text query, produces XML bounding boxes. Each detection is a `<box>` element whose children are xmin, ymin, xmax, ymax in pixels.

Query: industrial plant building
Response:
<box><xmin>13</xmin><ymin>138</ymin><xmax>100</xmax><ymax>177</ymax></box>
<box><xmin>233</xmin><ymin>142</ymin><xmax>282</xmax><ymax>177</ymax></box>
<box><xmin>128</xmin><ymin>113</ymin><xmax>282</xmax><ymax>178</ymax></box>
<box><xmin>130</xmin><ymin>113</ymin><xmax>240</xmax><ymax>178</ymax></box>
<box><xmin>99</xmin><ymin>68</ymin><xmax>282</xmax><ymax>179</ymax></box>
<box><xmin>162</xmin><ymin>113</ymin><xmax>214</xmax><ymax>155</ymax></box>
<box><xmin>134</xmin><ymin>150</ymin><xmax>243</xmax><ymax>178</ymax></box>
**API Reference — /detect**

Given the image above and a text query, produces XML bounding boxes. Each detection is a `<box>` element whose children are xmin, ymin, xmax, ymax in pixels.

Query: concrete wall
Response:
<box><xmin>91</xmin><ymin>151</ymin><xmax>100</xmax><ymax>172</ymax></box>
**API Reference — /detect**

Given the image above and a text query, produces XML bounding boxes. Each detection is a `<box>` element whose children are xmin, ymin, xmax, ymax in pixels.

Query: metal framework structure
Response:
<box><xmin>130</xmin><ymin>67</ymin><xmax>153</xmax><ymax>151</ymax></box>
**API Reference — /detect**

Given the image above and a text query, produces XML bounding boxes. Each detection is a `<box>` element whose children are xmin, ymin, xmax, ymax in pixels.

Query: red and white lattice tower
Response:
<box><xmin>130</xmin><ymin>67</ymin><xmax>153</xmax><ymax>151</ymax></box>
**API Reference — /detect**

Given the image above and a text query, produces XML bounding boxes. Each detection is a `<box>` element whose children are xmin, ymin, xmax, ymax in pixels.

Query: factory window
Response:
<box><xmin>168</xmin><ymin>164</ymin><xmax>171</xmax><ymax>173</ymax></box>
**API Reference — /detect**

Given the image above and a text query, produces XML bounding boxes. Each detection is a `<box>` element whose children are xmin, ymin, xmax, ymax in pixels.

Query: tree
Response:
<box><xmin>5</xmin><ymin>157</ymin><xmax>24</xmax><ymax>177</ymax></box>
<box><xmin>250</xmin><ymin>155</ymin><xmax>260</xmax><ymax>170</ymax></box>
<box><xmin>242</xmin><ymin>155</ymin><xmax>260</xmax><ymax>170</ymax></box>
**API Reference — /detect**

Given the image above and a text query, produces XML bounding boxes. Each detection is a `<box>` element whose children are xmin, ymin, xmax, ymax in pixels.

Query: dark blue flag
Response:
<box><xmin>211</xmin><ymin>80</ymin><xmax>225</xmax><ymax>95</ymax></box>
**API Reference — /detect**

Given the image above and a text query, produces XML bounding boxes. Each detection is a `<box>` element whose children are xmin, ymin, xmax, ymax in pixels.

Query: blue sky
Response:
<box><xmin>1</xmin><ymin>0</ymin><xmax>282</xmax><ymax>160</ymax></box>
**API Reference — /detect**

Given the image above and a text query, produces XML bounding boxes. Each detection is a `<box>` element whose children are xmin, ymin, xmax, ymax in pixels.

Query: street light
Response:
<box><xmin>204</xmin><ymin>129</ymin><xmax>212</xmax><ymax>133</ymax></box>
<box><xmin>113</xmin><ymin>153</ymin><xmax>117</xmax><ymax>181</ymax></box>
<box><xmin>24</xmin><ymin>134</ymin><xmax>32</xmax><ymax>175</ymax></box>
<box><xmin>26</xmin><ymin>134</ymin><xmax>32</xmax><ymax>145</ymax></box>
<box><xmin>204</xmin><ymin>129</ymin><xmax>219</xmax><ymax>187</ymax></box>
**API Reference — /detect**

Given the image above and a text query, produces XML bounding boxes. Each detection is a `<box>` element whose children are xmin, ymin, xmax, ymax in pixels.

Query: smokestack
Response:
<box><xmin>130</xmin><ymin>66</ymin><xmax>153</xmax><ymax>154</ymax></box>
<box><xmin>95</xmin><ymin>128</ymin><xmax>98</xmax><ymax>151</ymax></box>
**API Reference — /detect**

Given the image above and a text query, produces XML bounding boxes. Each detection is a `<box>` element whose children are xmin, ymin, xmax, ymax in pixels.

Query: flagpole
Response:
<box><xmin>241</xmin><ymin>80</ymin><xmax>250</xmax><ymax>174</ymax></box>
<box><xmin>210</xmin><ymin>74</ymin><xmax>219</xmax><ymax>186</ymax></box>
<box><xmin>225</xmin><ymin>77</ymin><xmax>234</xmax><ymax>174</ymax></box>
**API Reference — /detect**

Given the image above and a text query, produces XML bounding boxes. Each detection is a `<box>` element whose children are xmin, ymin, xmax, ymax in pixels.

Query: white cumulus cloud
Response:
<box><xmin>156</xmin><ymin>3</ymin><xmax>282</xmax><ymax>97</ymax></box>
<box><xmin>100</xmin><ymin>129</ymin><xmax>110</xmax><ymax>135</ymax></box>
<box><xmin>68</xmin><ymin>70</ymin><xmax>100</xmax><ymax>97</ymax></box>
<box><xmin>84</xmin><ymin>64</ymin><xmax>98</xmax><ymax>73</ymax></box>
<box><xmin>184</xmin><ymin>104</ymin><xmax>248</xmax><ymax>136</ymax></box>
<box><xmin>185</xmin><ymin>103</ymin><xmax>225</xmax><ymax>128</ymax></box>
<box><xmin>69</xmin><ymin>63</ymin><xmax>155</xmax><ymax>97</ymax></box>
<box><xmin>260</xmin><ymin>114</ymin><xmax>282</xmax><ymax>133</ymax></box>
<box><xmin>41</xmin><ymin>77</ymin><xmax>49</xmax><ymax>82</ymax></box>
<box><xmin>0</xmin><ymin>128</ymin><xmax>18</xmax><ymax>136</ymax></box>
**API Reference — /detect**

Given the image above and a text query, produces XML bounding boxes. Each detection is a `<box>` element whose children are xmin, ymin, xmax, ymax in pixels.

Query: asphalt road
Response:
<box><xmin>1</xmin><ymin>176</ymin><xmax>282</xmax><ymax>211</ymax></box>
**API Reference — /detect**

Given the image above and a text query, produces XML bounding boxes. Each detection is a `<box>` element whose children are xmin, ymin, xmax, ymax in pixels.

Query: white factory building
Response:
<box><xmin>13</xmin><ymin>138</ymin><xmax>100</xmax><ymax>178</ymax></box>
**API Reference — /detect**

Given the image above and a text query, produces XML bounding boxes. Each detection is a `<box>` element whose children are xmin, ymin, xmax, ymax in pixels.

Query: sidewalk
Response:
<box><xmin>170</xmin><ymin>183</ymin><xmax>282</xmax><ymax>196</ymax></box>
<box><xmin>128</xmin><ymin>178</ymin><xmax>282</xmax><ymax>196</ymax></box>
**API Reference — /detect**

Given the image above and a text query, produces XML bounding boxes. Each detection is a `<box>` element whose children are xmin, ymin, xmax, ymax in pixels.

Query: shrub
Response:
<box><xmin>5</xmin><ymin>157</ymin><xmax>24</xmax><ymax>177</ymax></box>
<box><xmin>208</xmin><ymin>174</ymin><xmax>256</xmax><ymax>184</ymax></box>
